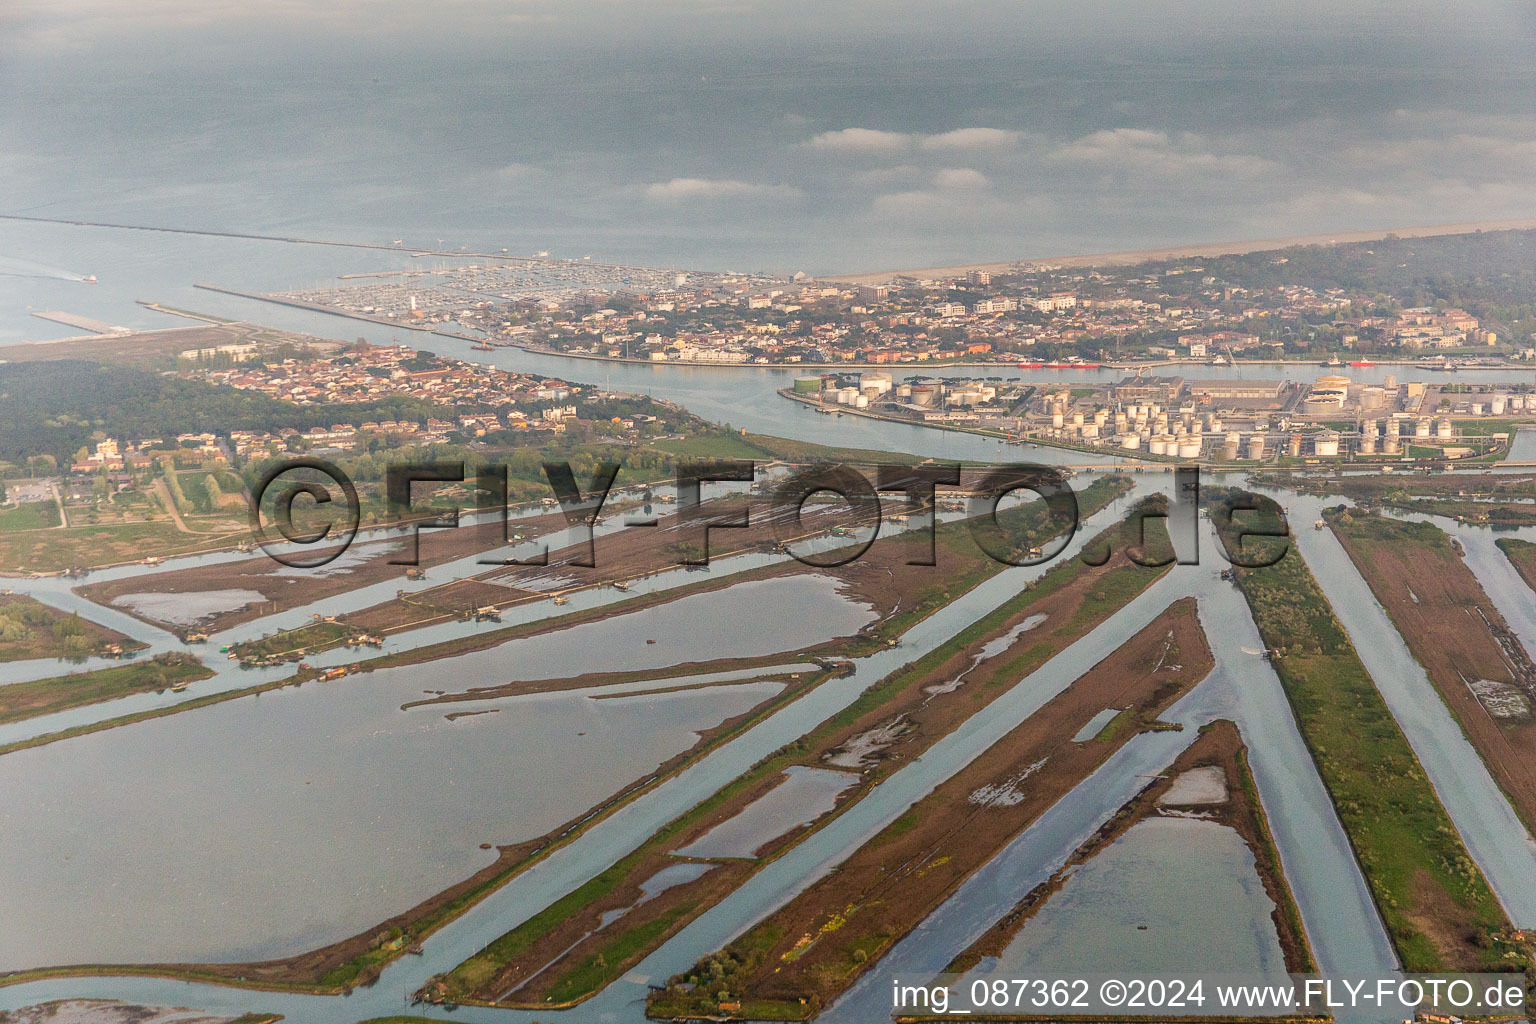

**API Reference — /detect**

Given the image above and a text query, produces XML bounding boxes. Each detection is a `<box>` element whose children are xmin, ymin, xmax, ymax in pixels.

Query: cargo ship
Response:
<box><xmin>1349</xmin><ymin>360</ymin><xmax>1376</xmax><ymax>367</ymax></box>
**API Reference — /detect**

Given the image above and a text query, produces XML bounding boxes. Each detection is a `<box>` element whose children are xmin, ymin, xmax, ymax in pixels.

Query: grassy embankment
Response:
<box><xmin>1227</xmin><ymin>517</ymin><xmax>1523</xmax><ymax>971</ymax></box>
<box><xmin>433</xmin><ymin>504</ymin><xmax>1172</xmax><ymax>1010</ymax></box>
<box><xmin>1497</xmin><ymin>537</ymin><xmax>1536</xmax><ymax>593</ymax></box>
<box><xmin>0</xmin><ymin>653</ymin><xmax>211</xmax><ymax>726</ymax></box>
<box><xmin>1330</xmin><ymin>512</ymin><xmax>1536</xmax><ymax>836</ymax></box>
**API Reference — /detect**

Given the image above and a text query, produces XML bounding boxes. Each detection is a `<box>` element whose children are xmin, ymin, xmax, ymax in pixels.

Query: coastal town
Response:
<box><xmin>243</xmin><ymin>229</ymin><xmax>1535</xmax><ymax>371</ymax></box>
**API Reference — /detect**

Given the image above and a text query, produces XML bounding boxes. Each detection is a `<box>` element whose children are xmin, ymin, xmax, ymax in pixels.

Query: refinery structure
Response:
<box><xmin>790</xmin><ymin>370</ymin><xmax>1534</xmax><ymax>463</ymax></box>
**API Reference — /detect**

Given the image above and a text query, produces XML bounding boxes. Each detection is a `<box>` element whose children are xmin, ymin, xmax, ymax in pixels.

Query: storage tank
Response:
<box><xmin>1071</xmin><ymin>412</ymin><xmax>1085</xmax><ymax>426</ymax></box>
<box><xmin>895</xmin><ymin>384</ymin><xmax>913</xmax><ymax>399</ymax></box>
<box><xmin>1304</xmin><ymin>390</ymin><xmax>1346</xmax><ymax>412</ymax></box>
<box><xmin>1149</xmin><ymin>436</ymin><xmax>1169</xmax><ymax>456</ymax></box>
<box><xmin>835</xmin><ymin>387</ymin><xmax>854</xmax><ymax>404</ymax></box>
<box><xmin>1093</xmin><ymin>409</ymin><xmax>1109</xmax><ymax>427</ymax></box>
<box><xmin>1492</xmin><ymin>395</ymin><xmax>1508</xmax><ymax>415</ymax></box>
<box><xmin>859</xmin><ymin>371</ymin><xmax>892</xmax><ymax>394</ymax></box>
<box><xmin>1082</xmin><ymin>424</ymin><xmax>1101</xmax><ymax>439</ymax></box>
<box><xmin>1222</xmin><ymin>432</ymin><xmax>1241</xmax><ymax>460</ymax></box>
<box><xmin>1316</xmin><ymin>374</ymin><xmax>1352</xmax><ymax>390</ymax></box>
<box><xmin>1437</xmin><ymin>419</ymin><xmax>1453</xmax><ymax>438</ymax></box>
<box><xmin>1287</xmin><ymin>434</ymin><xmax>1302</xmax><ymax>457</ymax></box>
<box><xmin>910</xmin><ymin>386</ymin><xmax>937</xmax><ymax>406</ymax></box>
<box><xmin>1358</xmin><ymin>432</ymin><xmax>1376</xmax><ymax>455</ymax></box>
<box><xmin>1120</xmin><ymin>433</ymin><xmax>1142</xmax><ymax>450</ymax></box>
<box><xmin>854</xmin><ymin>394</ymin><xmax>869</xmax><ymax>409</ymax></box>
<box><xmin>1383</xmin><ymin>433</ymin><xmax>1401</xmax><ymax>455</ymax></box>
<box><xmin>793</xmin><ymin>376</ymin><xmax>822</xmax><ymax>395</ymax></box>
<box><xmin>1471</xmin><ymin>402</ymin><xmax>1485</xmax><ymax>416</ymax></box>
<box><xmin>1247</xmin><ymin>434</ymin><xmax>1267</xmax><ymax>460</ymax></box>
<box><xmin>1314</xmin><ymin>432</ymin><xmax>1340</xmax><ymax>457</ymax></box>
<box><xmin>1051</xmin><ymin>412</ymin><xmax>1065</xmax><ymax>429</ymax></box>
<box><xmin>1360</xmin><ymin>386</ymin><xmax>1386</xmax><ymax>411</ymax></box>
<box><xmin>1177</xmin><ymin>438</ymin><xmax>1203</xmax><ymax>459</ymax></box>
<box><xmin>1415</xmin><ymin>419</ymin><xmax>1431</xmax><ymax>438</ymax></box>
<box><xmin>1510</xmin><ymin>395</ymin><xmax>1526</xmax><ymax>412</ymax></box>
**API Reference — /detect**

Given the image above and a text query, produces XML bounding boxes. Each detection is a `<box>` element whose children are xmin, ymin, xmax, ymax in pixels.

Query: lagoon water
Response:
<box><xmin>0</xmin><ymin>572</ymin><xmax>875</xmax><ymax>969</ymax></box>
<box><xmin>673</xmin><ymin>765</ymin><xmax>857</xmax><ymax>860</ymax></box>
<box><xmin>989</xmin><ymin>816</ymin><xmax>1287</xmax><ymax>978</ymax></box>
<box><xmin>0</xmin><ymin>678</ymin><xmax>783</xmax><ymax>969</ymax></box>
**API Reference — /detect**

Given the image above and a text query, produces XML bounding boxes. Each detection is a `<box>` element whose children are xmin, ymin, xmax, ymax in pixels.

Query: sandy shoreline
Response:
<box><xmin>817</xmin><ymin>217</ymin><xmax>1536</xmax><ymax>284</ymax></box>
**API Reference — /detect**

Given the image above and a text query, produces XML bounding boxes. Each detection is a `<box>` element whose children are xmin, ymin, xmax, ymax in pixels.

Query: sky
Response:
<box><xmin>3</xmin><ymin>0</ymin><xmax>1535</xmax><ymax>274</ymax></box>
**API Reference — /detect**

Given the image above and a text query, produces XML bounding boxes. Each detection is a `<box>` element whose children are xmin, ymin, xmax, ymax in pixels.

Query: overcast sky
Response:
<box><xmin>3</xmin><ymin>1</ymin><xmax>1534</xmax><ymax>272</ymax></box>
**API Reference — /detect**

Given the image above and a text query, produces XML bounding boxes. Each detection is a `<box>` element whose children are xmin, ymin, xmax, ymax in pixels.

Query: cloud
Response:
<box><xmin>852</xmin><ymin>164</ymin><xmax>922</xmax><ymax>186</ymax></box>
<box><xmin>641</xmin><ymin>177</ymin><xmax>802</xmax><ymax>201</ymax></box>
<box><xmin>806</xmin><ymin>125</ymin><xmax>1025</xmax><ymax>155</ymax></box>
<box><xmin>493</xmin><ymin>162</ymin><xmax>541</xmax><ymax>181</ymax></box>
<box><xmin>1051</xmin><ymin>128</ymin><xmax>1275</xmax><ymax>177</ymax></box>
<box><xmin>932</xmin><ymin>167</ymin><xmax>990</xmax><ymax>189</ymax></box>
<box><xmin>919</xmin><ymin>127</ymin><xmax>1023</xmax><ymax>150</ymax></box>
<box><xmin>806</xmin><ymin>128</ymin><xmax>912</xmax><ymax>153</ymax></box>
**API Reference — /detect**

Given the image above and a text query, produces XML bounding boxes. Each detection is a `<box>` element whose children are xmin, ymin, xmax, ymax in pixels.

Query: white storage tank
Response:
<box><xmin>1247</xmin><ymin>434</ymin><xmax>1266</xmax><ymax>460</ymax></box>
<box><xmin>1471</xmin><ymin>402</ymin><xmax>1486</xmax><ymax>416</ymax></box>
<box><xmin>854</xmin><ymin>394</ymin><xmax>869</xmax><ymax>409</ymax></box>
<box><xmin>859</xmin><ymin>371</ymin><xmax>893</xmax><ymax>395</ymax></box>
<box><xmin>1120</xmin><ymin>433</ymin><xmax>1142</xmax><ymax>450</ymax></box>
<box><xmin>1415</xmin><ymin>419</ymin><xmax>1431</xmax><ymax>438</ymax></box>
<box><xmin>895</xmin><ymin>384</ymin><xmax>913</xmax><ymax>399</ymax></box>
<box><xmin>1177</xmin><ymin>438</ymin><xmax>1203</xmax><ymax>459</ymax></box>
<box><xmin>1437</xmin><ymin>419</ymin><xmax>1453</xmax><ymax>438</ymax></box>
<box><xmin>1051</xmin><ymin>412</ymin><xmax>1065</xmax><ymax>429</ymax></box>
<box><xmin>1222</xmin><ymin>432</ymin><xmax>1241</xmax><ymax>460</ymax></box>
<box><xmin>1149</xmin><ymin>436</ymin><xmax>1168</xmax><ymax>456</ymax></box>
<box><xmin>1314</xmin><ymin>432</ymin><xmax>1340</xmax><ymax>457</ymax></box>
<box><xmin>1492</xmin><ymin>395</ymin><xmax>1508</xmax><ymax>415</ymax></box>
<box><xmin>1358</xmin><ymin>433</ymin><xmax>1376</xmax><ymax>455</ymax></box>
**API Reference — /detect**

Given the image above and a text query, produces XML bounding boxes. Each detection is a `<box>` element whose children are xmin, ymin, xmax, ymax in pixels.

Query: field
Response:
<box><xmin>1231</xmin><ymin>531</ymin><xmax>1520</xmax><ymax>971</ymax></box>
<box><xmin>0</xmin><ymin>500</ymin><xmax>62</xmax><ymax>531</ymax></box>
<box><xmin>0</xmin><ymin>518</ymin><xmax>248</xmax><ymax>575</ymax></box>
<box><xmin>647</xmin><ymin>597</ymin><xmax>1211</xmax><ymax>1021</ymax></box>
